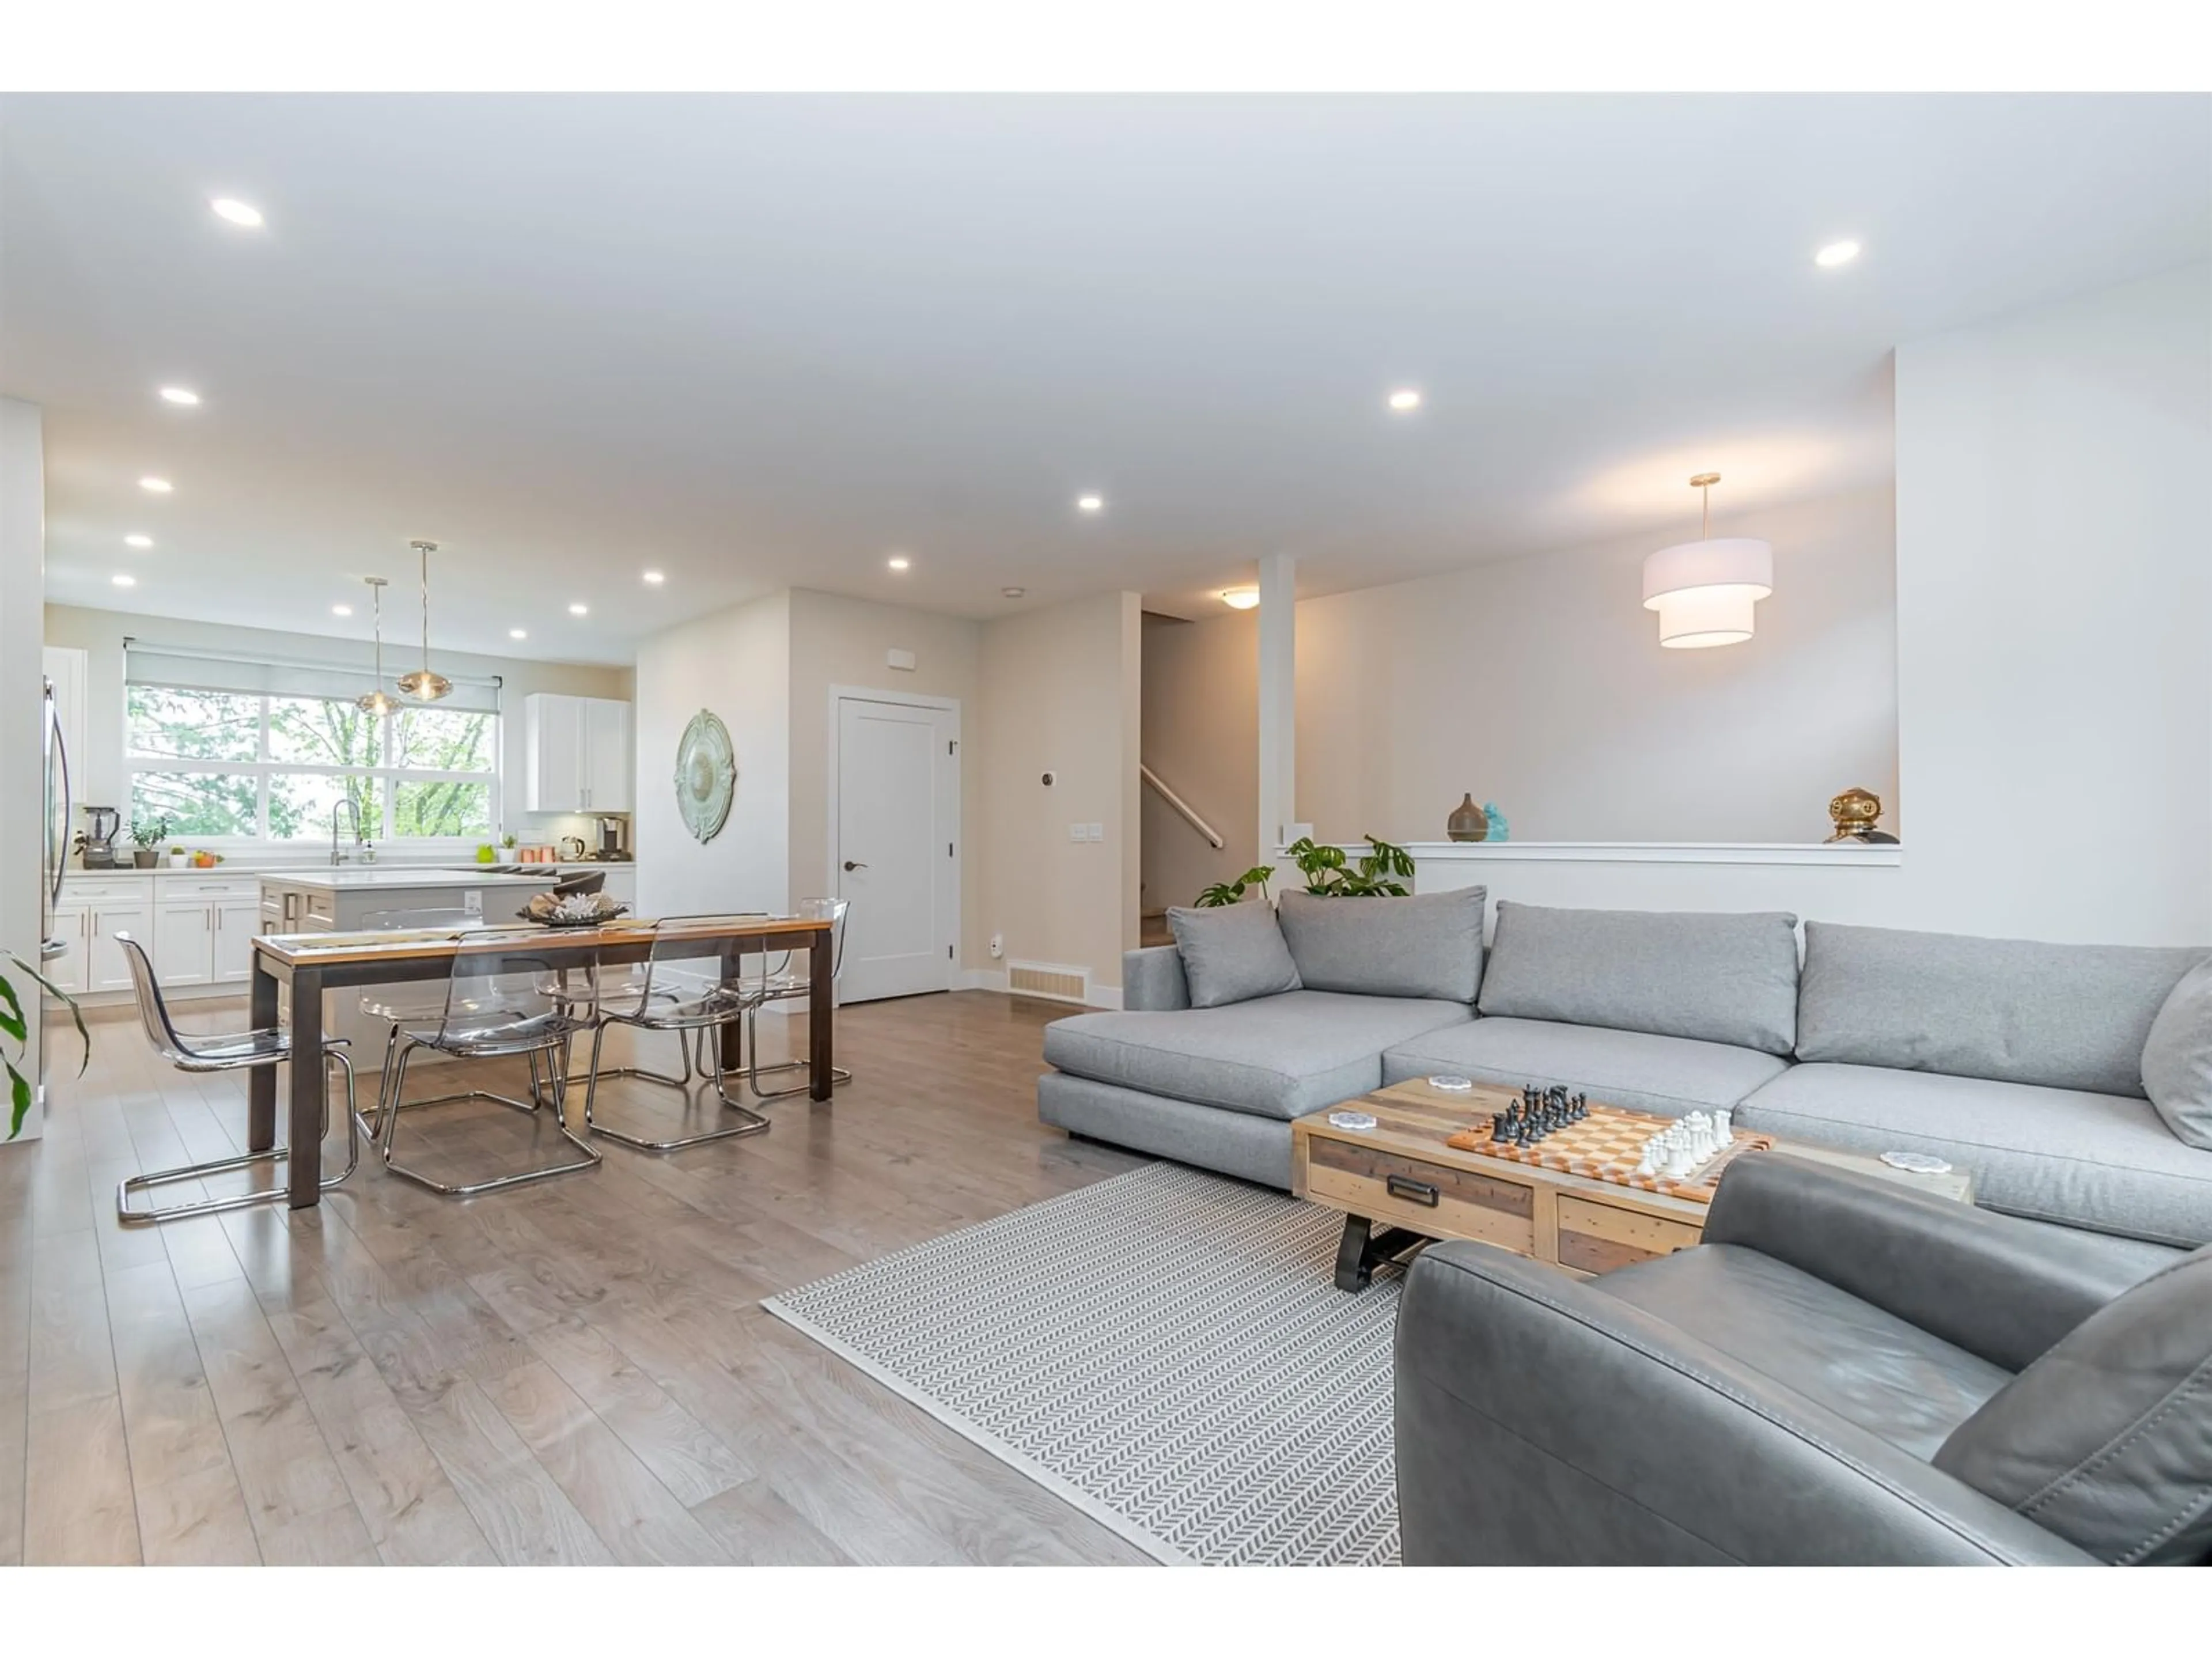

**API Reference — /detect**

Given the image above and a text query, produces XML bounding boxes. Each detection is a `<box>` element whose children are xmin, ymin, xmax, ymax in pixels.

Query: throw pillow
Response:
<box><xmin>1277</xmin><ymin>885</ymin><xmax>1486</xmax><ymax>1003</ymax></box>
<box><xmin>2142</xmin><ymin>958</ymin><xmax>2212</xmax><ymax>1149</ymax></box>
<box><xmin>1165</xmin><ymin>902</ymin><xmax>1302</xmax><ymax>1009</ymax></box>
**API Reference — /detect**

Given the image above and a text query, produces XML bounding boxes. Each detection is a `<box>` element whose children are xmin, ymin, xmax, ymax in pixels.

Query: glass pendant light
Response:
<box><xmin>397</xmin><ymin>539</ymin><xmax>453</xmax><ymax>702</ymax></box>
<box><xmin>1641</xmin><ymin>472</ymin><xmax>1774</xmax><ymax>649</ymax></box>
<box><xmin>357</xmin><ymin>577</ymin><xmax>398</xmax><ymax>715</ymax></box>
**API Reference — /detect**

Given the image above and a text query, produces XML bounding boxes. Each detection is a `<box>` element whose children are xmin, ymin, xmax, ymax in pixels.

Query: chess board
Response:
<box><xmin>1444</xmin><ymin>1102</ymin><xmax>1773</xmax><ymax>1205</ymax></box>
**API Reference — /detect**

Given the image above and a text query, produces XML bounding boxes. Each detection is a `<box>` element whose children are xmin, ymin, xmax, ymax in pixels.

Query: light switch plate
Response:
<box><xmin>1069</xmin><ymin>823</ymin><xmax>1086</xmax><ymax>842</ymax></box>
<box><xmin>1086</xmin><ymin>823</ymin><xmax>1104</xmax><ymax>842</ymax></box>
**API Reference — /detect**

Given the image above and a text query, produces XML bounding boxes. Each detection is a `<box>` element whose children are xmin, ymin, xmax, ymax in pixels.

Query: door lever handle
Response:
<box><xmin>843</xmin><ymin>861</ymin><xmax>868</xmax><ymax>872</ymax></box>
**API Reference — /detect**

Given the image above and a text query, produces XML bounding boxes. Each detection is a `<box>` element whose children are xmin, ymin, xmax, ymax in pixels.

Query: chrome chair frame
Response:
<box><xmin>578</xmin><ymin>915</ymin><xmax>772</xmax><ymax>1151</ymax></box>
<box><xmin>112</xmin><ymin>932</ymin><xmax>365</xmax><ymax>1224</ymax></box>
<box><xmin>376</xmin><ymin>938</ymin><xmax>603</xmax><ymax>1197</ymax></box>
<box><xmin>734</xmin><ymin>897</ymin><xmax>853</xmax><ymax>1102</ymax></box>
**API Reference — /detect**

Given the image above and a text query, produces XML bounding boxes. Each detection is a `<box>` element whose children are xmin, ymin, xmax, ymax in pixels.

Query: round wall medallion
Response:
<box><xmin>673</xmin><ymin>709</ymin><xmax>736</xmax><ymax>844</ymax></box>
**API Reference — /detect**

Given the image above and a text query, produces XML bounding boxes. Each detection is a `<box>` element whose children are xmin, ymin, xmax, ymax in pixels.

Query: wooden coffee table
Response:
<box><xmin>1293</xmin><ymin>1077</ymin><xmax>1975</xmax><ymax>1290</ymax></box>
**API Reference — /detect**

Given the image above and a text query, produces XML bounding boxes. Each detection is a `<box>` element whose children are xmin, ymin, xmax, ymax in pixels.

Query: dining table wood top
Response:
<box><xmin>251</xmin><ymin>912</ymin><xmax>828</xmax><ymax>968</ymax></box>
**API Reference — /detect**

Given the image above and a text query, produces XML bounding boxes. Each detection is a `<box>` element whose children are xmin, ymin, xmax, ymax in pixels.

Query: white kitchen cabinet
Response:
<box><xmin>525</xmin><ymin>693</ymin><xmax>632</xmax><ymax>813</ymax></box>
<box><xmin>83</xmin><ymin>896</ymin><xmax>155</xmax><ymax>993</ymax></box>
<box><xmin>44</xmin><ymin>910</ymin><xmax>90</xmax><ymax>998</ymax></box>
<box><xmin>212</xmin><ymin>899</ymin><xmax>260</xmax><ymax>983</ymax></box>
<box><xmin>155</xmin><ymin>900</ymin><xmax>215</xmax><ymax>987</ymax></box>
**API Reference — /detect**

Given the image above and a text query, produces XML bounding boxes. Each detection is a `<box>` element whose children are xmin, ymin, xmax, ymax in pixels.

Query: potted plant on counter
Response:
<box><xmin>127</xmin><ymin>814</ymin><xmax>171</xmax><ymax>869</ymax></box>
<box><xmin>1194</xmin><ymin>835</ymin><xmax>1416</xmax><ymax>905</ymax></box>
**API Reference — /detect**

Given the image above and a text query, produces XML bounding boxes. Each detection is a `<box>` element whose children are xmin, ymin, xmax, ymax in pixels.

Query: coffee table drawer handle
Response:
<box><xmin>1386</xmin><ymin>1174</ymin><xmax>1440</xmax><ymax>1207</ymax></box>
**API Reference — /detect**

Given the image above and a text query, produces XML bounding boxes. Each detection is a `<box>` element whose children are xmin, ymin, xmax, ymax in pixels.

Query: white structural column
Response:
<box><xmin>1255</xmin><ymin>552</ymin><xmax>1297</xmax><ymax>860</ymax></box>
<box><xmin>1</xmin><ymin>398</ymin><xmax>47</xmax><ymax>1141</ymax></box>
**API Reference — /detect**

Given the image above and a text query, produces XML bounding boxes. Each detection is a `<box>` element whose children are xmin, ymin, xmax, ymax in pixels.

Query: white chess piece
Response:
<box><xmin>1714</xmin><ymin>1107</ymin><xmax>1734</xmax><ymax>1144</ymax></box>
<box><xmin>1635</xmin><ymin>1138</ymin><xmax>1660</xmax><ymax>1179</ymax></box>
<box><xmin>1681</xmin><ymin>1112</ymin><xmax>1711</xmax><ymax>1160</ymax></box>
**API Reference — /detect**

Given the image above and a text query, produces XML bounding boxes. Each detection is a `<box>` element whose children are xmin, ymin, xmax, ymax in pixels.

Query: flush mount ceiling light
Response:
<box><xmin>111</xmin><ymin>573</ymin><xmax>137</xmax><ymax>588</ymax></box>
<box><xmin>1815</xmin><ymin>238</ymin><xmax>1861</xmax><ymax>268</ymax></box>
<box><xmin>642</xmin><ymin>570</ymin><xmax>665</xmax><ymax>585</ymax></box>
<box><xmin>1076</xmin><ymin>494</ymin><xmax>1104</xmax><ymax>514</ymax></box>
<box><xmin>1219</xmin><ymin>587</ymin><xmax>1261</xmax><ymax>611</ymax></box>
<box><xmin>1642</xmin><ymin>473</ymin><xmax>1773</xmax><ymax>649</ymax></box>
<box><xmin>210</xmin><ymin>198</ymin><xmax>264</xmax><ymax>228</ymax></box>
<box><xmin>1001</xmin><ymin>586</ymin><xmax>1025</xmax><ymax>599</ymax></box>
<box><xmin>568</xmin><ymin>603</ymin><xmax>589</xmax><ymax>616</ymax></box>
<box><xmin>887</xmin><ymin>554</ymin><xmax>911</xmax><ymax>571</ymax></box>
<box><xmin>331</xmin><ymin>603</ymin><xmax>352</xmax><ymax>617</ymax></box>
<box><xmin>509</xmin><ymin>628</ymin><xmax>528</xmax><ymax>640</ymax></box>
<box><xmin>395</xmin><ymin>540</ymin><xmax>452</xmax><ymax>703</ymax></box>
<box><xmin>158</xmin><ymin>387</ymin><xmax>202</xmax><ymax>407</ymax></box>
<box><xmin>124</xmin><ymin>534</ymin><xmax>153</xmax><ymax>549</ymax></box>
<box><xmin>357</xmin><ymin>577</ymin><xmax>397</xmax><ymax>715</ymax></box>
<box><xmin>1387</xmin><ymin>388</ymin><xmax>1422</xmax><ymax>412</ymax></box>
<box><xmin>139</xmin><ymin>476</ymin><xmax>173</xmax><ymax>493</ymax></box>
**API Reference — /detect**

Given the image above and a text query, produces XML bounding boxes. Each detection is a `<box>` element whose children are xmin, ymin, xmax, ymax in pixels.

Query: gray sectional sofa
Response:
<box><xmin>1036</xmin><ymin>891</ymin><xmax>2212</xmax><ymax>1249</ymax></box>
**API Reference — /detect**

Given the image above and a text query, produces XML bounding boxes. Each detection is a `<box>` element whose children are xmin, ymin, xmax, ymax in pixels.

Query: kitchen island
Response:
<box><xmin>260</xmin><ymin>867</ymin><xmax>560</xmax><ymax>1062</ymax></box>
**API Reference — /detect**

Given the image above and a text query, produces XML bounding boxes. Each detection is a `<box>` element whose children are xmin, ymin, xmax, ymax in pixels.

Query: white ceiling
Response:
<box><xmin>3</xmin><ymin>93</ymin><xmax>2207</xmax><ymax>665</ymax></box>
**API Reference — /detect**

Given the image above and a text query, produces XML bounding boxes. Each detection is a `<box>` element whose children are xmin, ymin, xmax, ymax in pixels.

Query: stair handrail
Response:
<box><xmin>1140</xmin><ymin>763</ymin><xmax>1224</xmax><ymax>850</ymax></box>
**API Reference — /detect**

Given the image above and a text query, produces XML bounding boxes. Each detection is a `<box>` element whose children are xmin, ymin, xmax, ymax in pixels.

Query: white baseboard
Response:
<box><xmin>955</xmin><ymin>967</ymin><xmax>1120</xmax><ymax>1010</ymax></box>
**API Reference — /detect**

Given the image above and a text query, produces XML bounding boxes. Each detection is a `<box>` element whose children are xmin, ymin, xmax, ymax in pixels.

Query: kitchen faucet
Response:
<box><xmin>330</xmin><ymin>797</ymin><xmax>374</xmax><ymax>866</ymax></box>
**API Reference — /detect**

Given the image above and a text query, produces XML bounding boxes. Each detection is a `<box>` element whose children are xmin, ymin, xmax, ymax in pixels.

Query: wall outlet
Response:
<box><xmin>988</xmin><ymin>932</ymin><xmax>1004</xmax><ymax>959</ymax></box>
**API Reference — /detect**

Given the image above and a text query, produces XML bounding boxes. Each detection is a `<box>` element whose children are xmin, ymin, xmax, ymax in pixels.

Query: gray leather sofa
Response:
<box><xmin>1037</xmin><ymin>896</ymin><xmax>2212</xmax><ymax>1247</ymax></box>
<box><xmin>1395</xmin><ymin>1153</ymin><xmax>2210</xmax><ymax>1565</ymax></box>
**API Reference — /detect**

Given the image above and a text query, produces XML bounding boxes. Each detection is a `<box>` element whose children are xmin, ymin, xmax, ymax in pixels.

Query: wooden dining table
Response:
<box><xmin>248</xmin><ymin>914</ymin><xmax>838</xmax><ymax>1208</ymax></box>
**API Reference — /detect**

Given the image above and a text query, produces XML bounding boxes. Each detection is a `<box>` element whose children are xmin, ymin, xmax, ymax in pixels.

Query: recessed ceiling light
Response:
<box><xmin>124</xmin><ymin>534</ymin><xmax>153</xmax><ymax>549</ymax></box>
<box><xmin>641</xmin><ymin>570</ymin><xmax>665</xmax><ymax>585</ymax></box>
<box><xmin>1220</xmin><ymin>588</ymin><xmax>1261</xmax><ymax>611</ymax></box>
<box><xmin>139</xmin><ymin>476</ymin><xmax>173</xmax><ymax>493</ymax></box>
<box><xmin>887</xmin><ymin>555</ymin><xmax>911</xmax><ymax>571</ymax></box>
<box><xmin>509</xmin><ymin>628</ymin><xmax>528</xmax><ymax>640</ymax></box>
<box><xmin>1815</xmin><ymin>238</ymin><xmax>1861</xmax><ymax>268</ymax></box>
<box><xmin>210</xmin><ymin>198</ymin><xmax>264</xmax><ymax>228</ymax></box>
<box><xmin>1001</xmin><ymin>586</ymin><xmax>1025</xmax><ymax>599</ymax></box>
<box><xmin>1076</xmin><ymin>494</ymin><xmax>1104</xmax><ymax>513</ymax></box>
<box><xmin>111</xmin><ymin>573</ymin><xmax>138</xmax><ymax>588</ymax></box>
<box><xmin>567</xmin><ymin>603</ymin><xmax>588</xmax><ymax>616</ymax></box>
<box><xmin>158</xmin><ymin>387</ymin><xmax>201</xmax><ymax>406</ymax></box>
<box><xmin>331</xmin><ymin>603</ymin><xmax>353</xmax><ymax>617</ymax></box>
<box><xmin>1387</xmin><ymin>388</ymin><xmax>1422</xmax><ymax>412</ymax></box>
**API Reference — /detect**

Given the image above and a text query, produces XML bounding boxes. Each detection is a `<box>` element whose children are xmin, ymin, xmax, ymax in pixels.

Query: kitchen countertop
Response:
<box><xmin>69</xmin><ymin>859</ymin><xmax>631</xmax><ymax>880</ymax></box>
<box><xmin>266</xmin><ymin>868</ymin><xmax>562</xmax><ymax>892</ymax></box>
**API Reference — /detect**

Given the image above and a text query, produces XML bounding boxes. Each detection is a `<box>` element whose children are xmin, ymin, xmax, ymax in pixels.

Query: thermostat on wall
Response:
<box><xmin>885</xmin><ymin>648</ymin><xmax>917</xmax><ymax>672</ymax></box>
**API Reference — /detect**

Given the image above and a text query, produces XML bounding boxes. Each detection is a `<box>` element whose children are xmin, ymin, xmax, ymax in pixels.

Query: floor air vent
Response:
<box><xmin>1006</xmin><ymin>961</ymin><xmax>1091</xmax><ymax>1004</ymax></box>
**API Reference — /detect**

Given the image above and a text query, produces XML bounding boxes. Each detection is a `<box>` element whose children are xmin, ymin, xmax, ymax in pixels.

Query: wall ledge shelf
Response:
<box><xmin>1306</xmin><ymin>841</ymin><xmax>1904</xmax><ymax>869</ymax></box>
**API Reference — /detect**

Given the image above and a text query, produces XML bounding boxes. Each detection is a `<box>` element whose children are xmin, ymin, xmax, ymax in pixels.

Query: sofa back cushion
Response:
<box><xmin>1796</xmin><ymin>922</ymin><xmax>2206</xmax><ymax>1097</ymax></box>
<box><xmin>1476</xmin><ymin>902</ymin><xmax>1801</xmax><ymax>1056</ymax></box>
<box><xmin>1276</xmin><ymin>885</ymin><xmax>1486</xmax><ymax>1004</ymax></box>
<box><xmin>1165</xmin><ymin>901</ymin><xmax>1302</xmax><ymax>1009</ymax></box>
<box><xmin>1933</xmin><ymin>1244</ymin><xmax>2212</xmax><ymax>1565</ymax></box>
<box><xmin>2142</xmin><ymin>959</ymin><xmax>2212</xmax><ymax>1149</ymax></box>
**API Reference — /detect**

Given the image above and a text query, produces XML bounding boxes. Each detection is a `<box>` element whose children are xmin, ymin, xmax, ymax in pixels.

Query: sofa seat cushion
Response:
<box><xmin>1737</xmin><ymin>1064</ymin><xmax>2212</xmax><ymax>1249</ymax></box>
<box><xmin>1382</xmin><ymin>1017</ymin><xmax>1789</xmax><ymax>1119</ymax></box>
<box><xmin>1597</xmin><ymin>1243</ymin><xmax>2013</xmax><ymax>1460</ymax></box>
<box><xmin>1043</xmin><ymin>991</ymin><xmax>1472</xmax><ymax>1123</ymax></box>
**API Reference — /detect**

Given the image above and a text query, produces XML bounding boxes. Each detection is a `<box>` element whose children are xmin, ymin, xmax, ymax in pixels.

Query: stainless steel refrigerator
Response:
<box><xmin>36</xmin><ymin>672</ymin><xmax>71</xmax><ymax>1104</ymax></box>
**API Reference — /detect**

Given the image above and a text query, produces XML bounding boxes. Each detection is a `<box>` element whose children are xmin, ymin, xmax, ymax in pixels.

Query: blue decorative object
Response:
<box><xmin>1482</xmin><ymin>803</ymin><xmax>1509</xmax><ymax>843</ymax></box>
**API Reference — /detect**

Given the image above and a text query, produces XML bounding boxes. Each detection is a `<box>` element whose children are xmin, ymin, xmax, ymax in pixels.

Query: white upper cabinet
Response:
<box><xmin>525</xmin><ymin>694</ymin><xmax>632</xmax><ymax>813</ymax></box>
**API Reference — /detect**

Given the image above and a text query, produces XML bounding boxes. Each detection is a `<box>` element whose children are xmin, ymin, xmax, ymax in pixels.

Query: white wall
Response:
<box><xmin>2</xmin><ymin>399</ymin><xmax>47</xmax><ymax>1141</ymax></box>
<box><xmin>1141</xmin><ymin>609</ymin><xmax>1259</xmax><ymax>911</ymax></box>
<box><xmin>974</xmin><ymin>592</ymin><xmax>1142</xmax><ymax>993</ymax></box>
<box><xmin>786</xmin><ymin>589</ymin><xmax>982</xmax><ymax>954</ymax></box>
<box><xmin>40</xmin><ymin>603</ymin><xmax>633</xmax><ymax>850</ymax></box>
<box><xmin>1888</xmin><ymin>262</ymin><xmax>2211</xmax><ymax>945</ymax></box>
<box><xmin>632</xmin><ymin>590</ymin><xmax>791</xmax><ymax>919</ymax></box>
<box><xmin>1296</xmin><ymin>484</ymin><xmax>1899</xmax><ymax>846</ymax></box>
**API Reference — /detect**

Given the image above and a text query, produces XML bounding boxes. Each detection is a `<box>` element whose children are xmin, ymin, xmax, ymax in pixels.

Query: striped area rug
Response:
<box><xmin>763</xmin><ymin>1162</ymin><xmax>1402</xmax><ymax>1566</ymax></box>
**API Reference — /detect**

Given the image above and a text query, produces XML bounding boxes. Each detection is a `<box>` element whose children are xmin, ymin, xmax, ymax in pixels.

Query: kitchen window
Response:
<box><xmin>123</xmin><ymin>642</ymin><xmax>501</xmax><ymax>846</ymax></box>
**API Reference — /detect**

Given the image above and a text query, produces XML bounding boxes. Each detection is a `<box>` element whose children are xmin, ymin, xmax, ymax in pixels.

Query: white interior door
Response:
<box><xmin>835</xmin><ymin>694</ymin><xmax>958</xmax><ymax>1002</ymax></box>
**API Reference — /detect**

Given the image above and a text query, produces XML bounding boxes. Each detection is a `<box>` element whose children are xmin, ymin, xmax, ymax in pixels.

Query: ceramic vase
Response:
<box><xmin>1446</xmin><ymin>793</ymin><xmax>1489</xmax><ymax>843</ymax></box>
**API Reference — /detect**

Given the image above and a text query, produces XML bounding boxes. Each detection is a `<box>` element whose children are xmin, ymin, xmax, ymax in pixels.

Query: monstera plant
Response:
<box><xmin>1195</xmin><ymin>836</ymin><xmax>1416</xmax><ymax>906</ymax></box>
<box><xmin>2</xmin><ymin>951</ymin><xmax>88</xmax><ymax>1141</ymax></box>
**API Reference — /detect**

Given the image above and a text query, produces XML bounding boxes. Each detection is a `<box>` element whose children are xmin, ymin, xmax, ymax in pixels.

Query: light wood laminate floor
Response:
<box><xmin>0</xmin><ymin>991</ymin><xmax>1150</xmax><ymax>1566</ymax></box>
